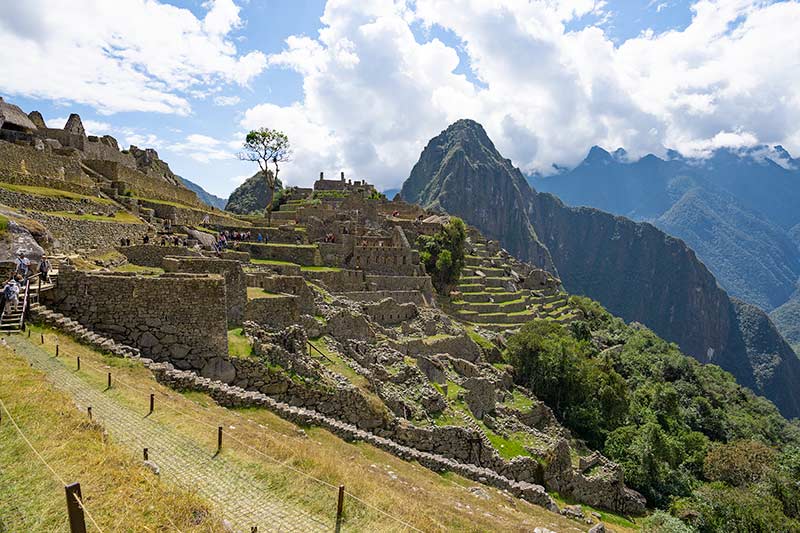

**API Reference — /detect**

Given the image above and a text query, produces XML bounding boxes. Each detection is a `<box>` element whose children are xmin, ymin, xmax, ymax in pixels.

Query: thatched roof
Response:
<box><xmin>0</xmin><ymin>97</ymin><xmax>37</xmax><ymax>131</ymax></box>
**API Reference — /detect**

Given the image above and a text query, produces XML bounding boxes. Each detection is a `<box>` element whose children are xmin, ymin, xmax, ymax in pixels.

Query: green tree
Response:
<box><xmin>416</xmin><ymin>217</ymin><xmax>466</xmax><ymax>292</ymax></box>
<box><xmin>237</xmin><ymin>128</ymin><xmax>291</xmax><ymax>226</ymax></box>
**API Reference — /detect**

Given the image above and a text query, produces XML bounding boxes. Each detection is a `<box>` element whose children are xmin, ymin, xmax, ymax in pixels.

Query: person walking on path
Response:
<box><xmin>3</xmin><ymin>277</ymin><xmax>20</xmax><ymax>316</ymax></box>
<box><xmin>14</xmin><ymin>252</ymin><xmax>30</xmax><ymax>281</ymax></box>
<box><xmin>39</xmin><ymin>255</ymin><xmax>52</xmax><ymax>283</ymax></box>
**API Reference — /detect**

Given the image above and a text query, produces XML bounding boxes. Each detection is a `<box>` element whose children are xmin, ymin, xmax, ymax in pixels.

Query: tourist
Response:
<box><xmin>3</xmin><ymin>278</ymin><xmax>19</xmax><ymax>315</ymax></box>
<box><xmin>257</xmin><ymin>233</ymin><xmax>263</xmax><ymax>243</ymax></box>
<box><xmin>143</xmin><ymin>234</ymin><xmax>150</xmax><ymax>244</ymax></box>
<box><xmin>39</xmin><ymin>255</ymin><xmax>51</xmax><ymax>283</ymax></box>
<box><xmin>120</xmin><ymin>237</ymin><xmax>127</xmax><ymax>247</ymax></box>
<box><xmin>15</xmin><ymin>252</ymin><xmax>30</xmax><ymax>280</ymax></box>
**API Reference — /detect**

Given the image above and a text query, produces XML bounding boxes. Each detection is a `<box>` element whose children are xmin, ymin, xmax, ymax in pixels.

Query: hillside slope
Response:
<box><xmin>225</xmin><ymin>171</ymin><xmax>278</xmax><ymax>214</ymax></box>
<box><xmin>177</xmin><ymin>176</ymin><xmax>227</xmax><ymax>210</ymax></box>
<box><xmin>402</xmin><ymin>119</ymin><xmax>800</xmax><ymax>418</ymax></box>
<box><xmin>533</xmin><ymin>146</ymin><xmax>800</xmax><ymax>320</ymax></box>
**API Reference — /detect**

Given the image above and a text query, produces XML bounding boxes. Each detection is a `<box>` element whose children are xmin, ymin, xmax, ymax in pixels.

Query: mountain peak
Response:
<box><xmin>583</xmin><ymin>145</ymin><xmax>613</xmax><ymax>164</ymax></box>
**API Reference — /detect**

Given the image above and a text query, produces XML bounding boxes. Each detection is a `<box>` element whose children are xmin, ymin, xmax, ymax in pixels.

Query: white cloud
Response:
<box><xmin>0</xmin><ymin>0</ymin><xmax>266</xmax><ymax>115</ymax></box>
<box><xmin>214</xmin><ymin>95</ymin><xmax>242</xmax><ymax>106</ymax></box>
<box><xmin>166</xmin><ymin>133</ymin><xmax>236</xmax><ymax>163</ymax></box>
<box><xmin>47</xmin><ymin>116</ymin><xmax>113</xmax><ymax>136</ymax></box>
<box><xmin>247</xmin><ymin>0</ymin><xmax>800</xmax><ymax>188</ymax></box>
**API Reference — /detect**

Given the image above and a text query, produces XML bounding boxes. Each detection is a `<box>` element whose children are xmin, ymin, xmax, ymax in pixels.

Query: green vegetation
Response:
<box><xmin>42</xmin><ymin>210</ymin><xmax>143</xmax><ymax>223</ymax></box>
<box><xmin>0</xmin><ymin>181</ymin><xmax>115</xmax><ymax>204</ymax></box>
<box><xmin>505</xmin><ymin>296</ymin><xmax>800</xmax><ymax>529</ymax></box>
<box><xmin>237</xmin><ymin>128</ymin><xmax>291</xmax><ymax>226</ymax></box>
<box><xmin>246</xmin><ymin>287</ymin><xmax>286</xmax><ymax>299</ymax></box>
<box><xmin>228</xmin><ymin>328</ymin><xmax>254</xmax><ymax>358</ymax></box>
<box><xmin>312</xmin><ymin>190</ymin><xmax>348</xmax><ymax>199</ymax></box>
<box><xmin>416</xmin><ymin>217</ymin><xmax>467</xmax><ymax>293</ymax></box>
<box><xmin>301</xmin><ymin>265</ymin><xmax>341</xmax><ymax>272</ymax></box>
<box><xmin>0</xmin><ymin>213</ymin><xmax>8</xmax><ymax>237</ymax></box>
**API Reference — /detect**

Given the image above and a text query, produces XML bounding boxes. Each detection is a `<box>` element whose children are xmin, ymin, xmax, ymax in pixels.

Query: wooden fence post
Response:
<box><xmin>149</xmin><ymin>393</ymin><xmax>154</xmax><ymax>414</ymax></box>
<box><xmin>335</xmin><ymin>485</ymin><xmax>345</xmax><ymax>533</ymax></box>
<box><xmin>65</xmin><ymin>482</ymin><xmax>87</xmax><ymax>533</ymax></box>
<box><xmin>217</xmin><ymin>426</ymin><xmax>223</xmax><ymax>453</ymax></box>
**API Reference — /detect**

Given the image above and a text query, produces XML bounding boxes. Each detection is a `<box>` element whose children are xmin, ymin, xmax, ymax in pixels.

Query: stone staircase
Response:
<box><xmin>0</xmin><ymin>274</ymin><xmax>56</xmax><ymax>333</ymax></box>
<box><xmin>452</xmin><ymin>242</ymin><xmax>579</xmax><ymax>332</ymax></box>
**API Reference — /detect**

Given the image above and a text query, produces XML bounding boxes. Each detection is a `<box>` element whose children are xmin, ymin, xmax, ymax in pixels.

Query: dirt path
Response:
<box><xmin>7</xmin><ymin>335</ymin><xmax>329</xmax><ymax>533</ymax></box>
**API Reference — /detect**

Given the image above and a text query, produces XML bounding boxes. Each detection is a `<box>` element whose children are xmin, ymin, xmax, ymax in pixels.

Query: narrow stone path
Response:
<box><xmin>7</xmin><ymin>335</ymin><xmax>329</xmax><ymax>533</ymax></box>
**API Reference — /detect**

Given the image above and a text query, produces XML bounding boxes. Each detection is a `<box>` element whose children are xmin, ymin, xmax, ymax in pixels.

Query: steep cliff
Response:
<box><xmin>402</xmin><ymin>119</ymin><xmax>555</xmax><ymax>272</ymax></box>
<box><xmin>402</xmin><ymin>119</ymin><xmax>800</xmax><ymax>418</ymax></box>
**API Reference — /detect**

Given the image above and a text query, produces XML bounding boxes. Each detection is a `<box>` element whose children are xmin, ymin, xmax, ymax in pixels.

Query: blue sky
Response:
<box><xmin>2</xmin><ymin>0</ymin><xmax>799</xmax><ymax>199</ymax></box>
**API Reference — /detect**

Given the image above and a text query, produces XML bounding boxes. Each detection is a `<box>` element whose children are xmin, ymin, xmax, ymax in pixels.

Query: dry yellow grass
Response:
<box><xmin>0</xmin><ymin>343</ymin><xmax>226</xmax><ymax>532</ymax></box>
<box><xmin>19</xmin><ymin>324</ymin><xmax>640</xmax><ymax>532</ymax></box>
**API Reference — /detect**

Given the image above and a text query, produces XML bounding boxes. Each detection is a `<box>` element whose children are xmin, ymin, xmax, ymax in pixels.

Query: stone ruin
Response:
<box><xmin>1</xmin><ymin>97</ymin><xmax>644</xmax><ymax>519</ymax></box>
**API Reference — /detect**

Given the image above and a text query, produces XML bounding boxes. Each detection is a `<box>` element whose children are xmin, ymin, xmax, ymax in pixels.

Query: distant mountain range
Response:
<box><xmin>177</xmin><ymin>176</ymin><xmax>227</xmax><ymax>210</ymax></box>
<box><xmin>401</xmin><ymin>119</ymin><xmax>800</xmax><ymax>418</ymax></box>
<box><xmin>531</xmin><ymin>145</ymin><xmax>800</xmax><ymax>352</ymax></box>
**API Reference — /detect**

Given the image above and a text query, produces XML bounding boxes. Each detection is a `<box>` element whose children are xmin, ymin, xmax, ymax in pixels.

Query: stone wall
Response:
<box><xmin>84</xmin><ymin>159</ymin><xmax>202</xmax><ymax>208</ymax></box>
<box><xmin>245</xmin><ymin>294</ymin><xmax>300</xmax><ymax>329</ymax></box>
<box><xmin>317</xmin><ymin>242</ymin><xmax>348</xmax><ymax>266</ymax></box>
<box><xmin>0</xmin><ymin>142</ymin><xmax>95</xmax><ymax>191</ymax></box>
<box><xmin>83</xmin><ymin>136</ymin><xmax>137</xmax><ymax>167</ymax></box>
<box><xmin>366</xmin><ymin>275</ymin><xmax>434</xmax><ymax>294</ymax></box>
<box><xmin>162</xmin><ymin>257</ymin><xmax>247</xmax><ymax>326</ymax></box>
<box><xmin>234</xmin><ymin>242</ymin><xmax>321</xmax><ymax>266</ymax></box>
<box><xmin>341</xmin><ymin>290</ymin><xmax>427</xmax><ymax>306</ymax></box>
<box><xmin>302</xmin><ymin>269</ymin><xmax>367</xmax><ymax>292</ymax></box>
<box><xmin>135</xmin><ymin>198</ymin><xmax>237</xmax><ymax>226</ymax></box>
<box><xmin>245</xmin><ymin>273</ymin><xmax>315</xmax><ymax>314</ymax></box>
<box><xmin>27</xmin><ymin>212</ymin><xmax>148</xmax><ymax>252</ymax></box>
<box><xmin>41</xmin><ymin>269</ymin><xmax>228</xmax><ymax>363</ymax></box>
<box><xmin>0</xmin><ymin>186</ymin><xmax>116</xmax><ymax>214</ymax></box>
<box><xmin>389</xmin><ymin>334</ymin><xmax>482</xmax><ymax>363</ymax></box>
<box><xmin>117</xmin><ymin>244</ymin><xmax>201</xmax><ymax>267</ymax></box>
<box><xmin>362</xmin><ymin>298</ymin><xmax>418</xmax><ymax>325</ymax></box>
<box><xmin>352</xmin><ymin>245</ymin><xmax>420</xmax><ymax>275</ymax></box>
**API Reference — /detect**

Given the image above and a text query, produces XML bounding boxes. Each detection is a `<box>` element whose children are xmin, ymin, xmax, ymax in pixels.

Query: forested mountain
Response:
<box><xmin>224</xmin><ymin>171</ymin><xmax>279</xmax><ymax>215</ymax></box>
<box><xmin>176</xmin><ymin>176</ymin><xmax>228</xmax><ymax>210</ymax></box>
<box><xmin>401</xmin><ymin>119</ymin><xmax>800</xmax><ymax>418</ymax></box>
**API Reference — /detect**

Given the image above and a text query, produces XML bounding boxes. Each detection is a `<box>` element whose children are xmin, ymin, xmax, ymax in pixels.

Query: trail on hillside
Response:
<box><xmin>7</xmin><ymin>335</ymin><xmax>328</xmax><ymax>533</ymax></box>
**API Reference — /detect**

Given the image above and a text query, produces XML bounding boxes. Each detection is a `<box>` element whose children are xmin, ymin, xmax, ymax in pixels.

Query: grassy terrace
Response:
<box><xmin>14</xmin><ymin>325</ymin><xmax>605</xmax><ymax>532</ymax></box>
<box><xmin>247</xmin><ymin>287</ymin><xmax>288</xmax><ymax>299</ymax></box>
<box><xmin>250</xmin><ymin>258</ymin><xmax>341</xmax><ymax>272</ymax></box>
<box><xmin>228</xmin><ymin>327</ymin><xmax>254</xmax><ymax>358</ymax></box>
<box><xmin>40</xmin><ymin>210</ymin><xmax>143</xmax><ymax>224</ymax></box>
<box><xmin>133</xmin><ymin>196</ymin><xmax>245</xmax><ymax>223</ymax></box>
<box><xmin>0</xmin><ymin>343</ymin><xmax>225</xmax><ymax>531</ymax></box>
<box><xmin>0</xmin><ymin>181</ymin><xmax>114</xmax><ymax>204</ymax></box>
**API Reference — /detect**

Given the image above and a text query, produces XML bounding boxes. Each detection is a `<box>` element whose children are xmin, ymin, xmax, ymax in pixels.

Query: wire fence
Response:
<box><xmin>14</xmin><ymin>330</ymin><xmax>428</xmax><ymax>532</ymax></box>
<box><xmin>0</xmin><ymin>395</ymin><xmax>105</xmax><ymax>532</ymax></box>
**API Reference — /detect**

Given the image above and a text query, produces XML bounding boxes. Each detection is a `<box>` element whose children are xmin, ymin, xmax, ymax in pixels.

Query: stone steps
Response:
<box><xmin>459</xmin><ymin>291</ymin><xmax>526</xmax><ymax>303</ymax></box>
<box><xmin>452</xmin><ymin>298</ymin><xmax>530</xmax><ymax>314</ymax></box>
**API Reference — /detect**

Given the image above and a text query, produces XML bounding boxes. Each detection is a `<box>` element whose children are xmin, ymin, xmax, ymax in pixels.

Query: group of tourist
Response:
<box><xmin>322</xmin><ymin>233</ymin><xmax>337</xmax><ymax>243</ymax></box>
<box><xmin>214</xmin><ymin>230</ymin><xmax>269</xmax><ymax>251</ymax></box>
<box><xmin>0</xmin><ymin>252</ymin><xmax>51</xmax><ymax>317</ymax></box>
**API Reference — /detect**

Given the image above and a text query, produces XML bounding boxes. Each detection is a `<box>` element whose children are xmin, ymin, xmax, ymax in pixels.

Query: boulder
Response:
<box><xmin>463</xmin><ymin>377</ymin><xmax>496</xmax><ymax>419</ymax></box>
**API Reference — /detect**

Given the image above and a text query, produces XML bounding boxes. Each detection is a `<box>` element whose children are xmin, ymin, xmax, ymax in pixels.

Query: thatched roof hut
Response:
<box><xmin>0</xmin><ymin>97</ymin><xmax>38</xmax><ymax>132</ymax></box>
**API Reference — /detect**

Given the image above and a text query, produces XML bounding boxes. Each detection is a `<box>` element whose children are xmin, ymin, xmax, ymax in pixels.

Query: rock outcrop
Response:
<box><xmin>402</xmin><ymin>119</ymin><xmax>800</xmax><ymax>418</ymax></box>
<box><xmin>225</xmin><ymin>171</ymin><xmax>278</xmax><ymax>214</ymax></box>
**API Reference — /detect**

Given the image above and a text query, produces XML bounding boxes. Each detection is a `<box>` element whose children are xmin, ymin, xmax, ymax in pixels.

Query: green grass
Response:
<box><xmin>250</xmin><ymin>258</ymin><xmax>300</xmax><ymax>267</ymax></box>
<box><xmin>43</xmin><ymin>210</ymin><xmax>143</xmax><ymax>224</ymax></box>
<box><xmin>134</xmin><ymin>196</ymin><xmax>244</xmax><ymax>222</ymax></box>
<box><xmin>0</xmin><ymin>181</ymin><xmax>115</xmax><ymax>204</ymax></box>
<box><xmin>0</xmin><ymin>213</ymin><xmax>8</xmax><ymax>237</ymax></box>
<box><xmin>300</xmin><ymin>266</ymin><xmax>341</xmax><ymax>272</ymax></box>
<box><xmin>308</xmin><ymin>337</ymin><xmax>368</xmax><ymax>389</ymax></box>
<box><xmin>228</xmin><ymin>328</ymin><xmax>254</xmax><ymax>358</ymax></box>
<box><xmin>306</xmin><ymin>281</ymin><xmax>333</xmax><ymax>303</ymax></box>
<box><xmin>112</xmin><ymin>263</ymin><xmax>165</xmax><ymax>274</ymax></box>
<box><xmin>502</xmin><ymin>389</ymin><xmax>535</xmax><ymax>412</ymax></box>
<box><xmin>246</xmin><ymin>287</ymin><xmax>287</xmax><ymax>299</ymax></box>
<box><xmin>467</xmin><ymin>328</ymin><xmax>495</xmax><ymax>352</ymax></box>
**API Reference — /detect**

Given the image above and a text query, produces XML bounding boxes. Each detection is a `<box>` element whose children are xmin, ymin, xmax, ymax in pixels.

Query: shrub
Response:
<box><xmin>416</xmin><ymin>217</ymin><xmax>466</xmax><ymax>292</ymax></box>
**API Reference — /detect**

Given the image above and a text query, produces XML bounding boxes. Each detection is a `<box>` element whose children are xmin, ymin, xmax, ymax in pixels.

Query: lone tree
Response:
<box><xmin>237</xmin><ymin>128</ymin><xmax>291</xmax><ymax>226</ymax></box>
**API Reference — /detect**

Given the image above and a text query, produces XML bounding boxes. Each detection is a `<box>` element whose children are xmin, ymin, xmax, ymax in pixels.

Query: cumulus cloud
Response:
<box><xmin>0</xmin><ymin>0</ymin><xmax>266</xmax><ymax>115</ymax></box>
<box><xmin>214</xmin><ymin>95</ymin><xmax>242</xmax><ymax>106</ymax></box>
<box><xmin>166</xmin><ymin>133</ymin><xmax>236</xmax><ymax>163</ymax></box>
<box><xmin>249</xmin><ymin>0</ymin><xmax>800</xmax><ymax>188</ymax></box>
<box><xmin>47</xmin><ymin>116</ymin><xmax>113</xmax><ymax>136</ymax></box>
